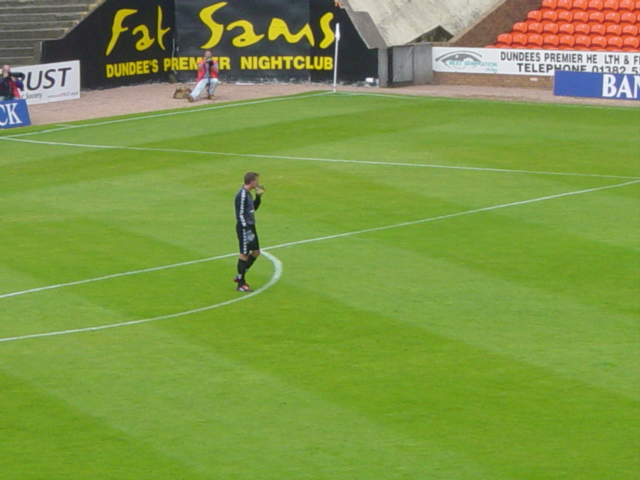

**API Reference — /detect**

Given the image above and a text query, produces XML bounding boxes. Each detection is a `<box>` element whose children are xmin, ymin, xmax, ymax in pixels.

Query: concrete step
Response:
<box><xmin>0</xmin><ymin>21</ymin><xmax>78</xmax><ymax>30</ymax></box>
<box><xmin>0</xmin><ymin>12</ymin><xmax>85</xmax><ymax>22</ymax></box>
<box><xmin>0</xmin><ymin>1</ymin><xmax>100</xmax><ymax>66</ymax></box>
<box><xmin>0</xmin><ymin>55</ymin><xmax>38</xmax><ymax>66</ymax></box>
<box><xmin>0</xmin><ymin>46</ymin><xmax>32</xmax><ymax>54</ymax></box>
<box><xmin>0</xmin><ymin>28</ymin><xmax>67</xmax><ymax>41</ymax></box>
<box><xmin>0</xmin><ymin>0</ymin><xmax>96</xmax><ymax>7</ymax></box>
<box><xmin>0</xmin><ymin>39</ymin><xmax>39</xmax><ymax>48</ymax></box>
<box><xmin>0</xmin><ymin>5</ymin><xmax>92</xmax><ymax>15</ymax></box>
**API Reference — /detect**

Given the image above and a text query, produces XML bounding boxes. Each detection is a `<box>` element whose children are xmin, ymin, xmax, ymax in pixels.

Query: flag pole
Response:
<box><xmin>333</xmin><ymin>23</ymin><xmax>340</xmax><ymax>93</ymax></box>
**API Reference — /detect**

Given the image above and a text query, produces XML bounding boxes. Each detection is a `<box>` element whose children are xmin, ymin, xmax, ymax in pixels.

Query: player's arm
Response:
<box><xmin>254</xmin><ymin>185</ymin><xmax>264</xmax><ymax>210</ymax></box>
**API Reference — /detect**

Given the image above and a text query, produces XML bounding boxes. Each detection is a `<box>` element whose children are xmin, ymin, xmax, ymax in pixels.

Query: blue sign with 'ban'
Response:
<box><xmin>554</xmin><ymin>71</ymin><xmax>640</xmax><ymax>101</ymax></box>
<box><xmin>0</xmin><ymin>99</ymin><xmax>32</xmax><ymax>129</ymax></box>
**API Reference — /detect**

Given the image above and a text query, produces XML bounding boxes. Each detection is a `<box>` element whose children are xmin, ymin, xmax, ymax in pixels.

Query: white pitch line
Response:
<box><xmin>2</xmin><ymin>135</ymin><xmax>637</xmax><ymax>180</ymax></box>
<box><xmin>2</xmin><ymin>91</ymin><xmax>332</xmax><ymax>138</ymax></box>
<box><xmin>266</xmin><ymin>179</ymin><xmax>640</xmax><ymax>249</ymax></box>
<box><xmin>0</xmin><ymin>180</ymin><xmax>636</xmax><ymax>343</ymax></box>
<box><xmin>343</xmin><ymin>90</ymin><xmax>639</xmax><ymax>110</ymax></box>
<box><xmin>0</xmin><ymin>251</ymin><xmax>282</xmax><ymax>344</ymax></box>
<box><xmin>1</xmin><ymin>179</ymin><xmax>637</xmax><ymax>303</ymax></box>
<box><xmin>0</xmin><ymin>252</ymin><xmax>238</xmax><ymax>300</ymax></box>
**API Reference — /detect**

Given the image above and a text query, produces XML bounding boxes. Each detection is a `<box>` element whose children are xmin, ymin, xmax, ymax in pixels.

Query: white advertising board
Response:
<box><xmin>433</xmin><ymin>47</ymin><xmax>640</xmax><ymax>77</ymax></box>
<box><xmin>15</xmin><ymin>60</ymin><xmax>81</xmax><ymax>105</ymax></box>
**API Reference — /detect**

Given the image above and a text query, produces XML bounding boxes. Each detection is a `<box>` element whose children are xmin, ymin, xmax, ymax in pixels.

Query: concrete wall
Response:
<box><xmin>342</xmin><ymin>0</ymin><xmax>499</xmax><ymax>48</ymax></box>
<box><xmin>378</xmin><ymin>43</ymin><xmax>433</xmax><ymax>87</ymax></box>
<box><xmin>451</xmin><ymin>0</ymin><xmax>542</xmax><ymax>47</ymax></box>
<box><xmin>434</xmin><ymin>72</ymin><xmax>553</xmax><ymax>89</ymax></box>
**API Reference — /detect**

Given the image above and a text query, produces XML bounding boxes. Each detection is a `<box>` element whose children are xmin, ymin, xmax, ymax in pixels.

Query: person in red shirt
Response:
<box><xmin>188</xmin><ymin>51</ymin><xmax>219</xmax><ymax>102</ymax></box>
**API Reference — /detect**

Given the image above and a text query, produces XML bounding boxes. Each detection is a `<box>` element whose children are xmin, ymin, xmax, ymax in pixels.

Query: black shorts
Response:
<box><xmin>237</xmin><ymin>224</ymin><xmax>260</xmax><ymax>255</ymax></box>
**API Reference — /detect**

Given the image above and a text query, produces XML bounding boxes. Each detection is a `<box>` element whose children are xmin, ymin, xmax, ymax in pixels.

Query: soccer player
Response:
<box><xmin>234</xmin><ymin>172</ymin><xmax>264</xmax><ymax>292</ymax></box>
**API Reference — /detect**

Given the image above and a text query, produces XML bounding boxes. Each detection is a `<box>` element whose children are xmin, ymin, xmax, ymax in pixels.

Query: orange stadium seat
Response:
<box><xmin>512</xmin><ymin>33</ymin><xmax>528</xmax><ymax>48</ymax></box>
<box><xmin>590</xmin><ymin>23</ymin><xmax>607</xmax><ymax>35</ymax></box>
<box><xmin>588</xmin><ymin>11</ymin><xmax>605</xmax><ymax>22</ymax></box>
<box><xmin>619</xmin><ymin>0</ymin><xmax>634</xmax><ymax>10</ymax></box>
<box><xmin>575</xmin><ymin>22</ymin><xmax>592</xmax><ymax>34</ymax></box>
<box><xmin>541</xmin><ymin>0</ymin><xmax>558</xmax><ymax>10</ymax></box>
<box><xmin>526</xmin><ymin>10</ymin><xmax>543</xmax><ymax>23</ymax></box>
<box><xmin>527</xmin><ymin>22</ymin><xmax>544</xmax><ymax>34</ymax></box>
<box><xmin>636</xmin><ymin>1</ymin><xmax>640</xmax><ymax>12</ymax></box>
<box><xmin>622</xmin><ymin>36</ymin><xmax>639</xmax><ymax>49</ymax></box>
<box><xmin>559</xmin><ymin>23</ymin><xmax>576</xmax><ymax>34</ymax></box>
<box><xmin>606</xmin><ymin>36</ymin><xmax>624</xmax><ymax>49</ymax></box>
<box><xmin>587</xmin><ymin>0</ymin><xmax>604</xmax><ymax>11</ymax></box>
<box><xmin>603</xmin><ymin>0</ymin><xmax>619</xmax><ymax>10</ymax></box>
<box><xmin>606</xmin><ymin>23</ymin><xmax>623</xmax><ymax>36</ymax></box>
<box><xmin>620</xmin><ymin>11</ymin><xmax>637</xmax><ymax>22</ymax></box>
<box><xmin>558</xmin><ymin>10</ymin><xmax>575</xmax><ymax>22</ymax></box>
<box><xmin>542</xmin><ymin>10</ymin><xmax>559</xmax><ymax>23</ymax></box>
<box><xmin>604</xmin><ymin>11</ymin><xmax>621</xmax><ymax>23</ymax></box>
<box><xmin>591</xmin><ymin>35</ymin><xmax>608</xmax><ymax>48</ymax></box>
<box><xmin>574</xmin><ymin>34</ymin><xmax>592</xmax><ymax>48</ymax></box>
<box><xmin>526</xmin><ymin>34</ymin><xmax>544</xmax><ymax>48</ymax></box>
<box><xmin>572</xmin><ymin>0</ymin><xmax>589</xmax><ymax>11</ymax></box>
<box><xmin>495</xmin><ymin>33</ymin><xmax>513</xmax><ymax>47</ymax></box>
<box><xmin>558</xmin><ymin>0</ymin><xmax>574</xmax><ymax>10</ymax></box>
<box><xmin>572</xmin><ymin>10</ymin><xmax>590</xmax><ymax>22</ymax></box>
<box><xmin>559</xmin><ymin>34</ymin><xmax>577</xmax><ymax>48</ymax></box>
<box><xmin>603</xmin><ymin>0</ymin><xmax>619</xmax><ymax>9</ymax></box>
<box><xmin>543</xmin><ymin>22</ymin><xmax>560</xmax><ymax>34</ymax></box>
<box><xmin>621</xmin><ymin>23</ymin><xmax>638</xmax><ymax>35</ymax></box>
<box><xmin>512</xmin><ymin>22</ymin><xmax>528</xmax><ymax>33</ymax></box>
<box><xmin>542</xmin><ymin>34</ymin><xmax>560</xmax><ymax>48</ymax></box>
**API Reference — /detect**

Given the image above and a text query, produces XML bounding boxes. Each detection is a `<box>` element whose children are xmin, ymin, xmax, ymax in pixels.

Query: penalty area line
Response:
<box><xmin>0</xmin><ymin>252</ymin><xmax>282</xmax><ymax>344</ymax></box>
<box><xmin>264</xmin><ymin>179</ymin><xmax>640</xmax><ymax>249</ymax></box>
<box><xmin>0</xmin><ymin>179</ymin><xmax>636</xmax><ymax>343</ymax></box>
<box><xmin>2</xmin><ymin>178</ymin><xmax>636</xmax><ymax>302</ymax></box>
<box><xmin>2</xmin><ymin>135</ymin><xmax>637</xmax><ymax>180</ymax></box>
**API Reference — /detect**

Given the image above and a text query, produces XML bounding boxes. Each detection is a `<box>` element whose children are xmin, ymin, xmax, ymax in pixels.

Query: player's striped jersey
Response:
<box><xmin>235</xmin><ymin>186</ymin><xmax>261</xmax><ymax>227</ymax></box>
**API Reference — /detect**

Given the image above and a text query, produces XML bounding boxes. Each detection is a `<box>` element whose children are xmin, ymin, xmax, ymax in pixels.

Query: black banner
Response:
<box><xmin>175</xmin><ymin>0</ymin><xmax>376</xmax><ymax>82</ymax></box>
<box><xmin>310</xmin><ymin>1</ymin><xmax>376</xmax><ymax>82</ymax></box>
<box><xmin>41</xmin><ymin>0</ymin><xmax>376</xmax><ymax>89</ymax></box>
<box><xmin>42</xmin><ymin>0</ymin><xmax>176</xmax><ymax>89</ymax></box>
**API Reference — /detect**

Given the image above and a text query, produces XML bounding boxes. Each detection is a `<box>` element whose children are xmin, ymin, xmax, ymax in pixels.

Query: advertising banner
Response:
<box><xmin>41</xmin><ymin>0</ymin><xmax>176</xmax><ymax>89</ymax></box>
<box><xmin>15</xmin><ymin>61</ymin><xmax>80</xmax><ymax>105</ymax></box>
<box><xmin>554</xmin><ymin>71</ymin><xmax>640</xmax><ymax>101</ymax></box>
<box><xmin>175</xmin><ymin>0</ymin><xmax>375</xmax><ymax>82</ymax></box>
<box><xmin>0</xmin><ymin>99</ymin><xmax>31</xmax><ymax>129</ymax></box>
<box><xmin>433</xmin><ymin>47</ymin><xmax>640</xmax><ymax>77</ymax></box>
<box><xmin>40</xmin><ymin>0</ymin><xmax>375</xmax><ymax>89</ymax></box>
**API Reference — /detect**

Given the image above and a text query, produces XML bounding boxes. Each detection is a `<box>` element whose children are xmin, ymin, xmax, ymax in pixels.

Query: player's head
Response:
<box><xmin>244</xmin><ymin>171</ymin><xmax>260</xmax><ymax>187</ymax></box>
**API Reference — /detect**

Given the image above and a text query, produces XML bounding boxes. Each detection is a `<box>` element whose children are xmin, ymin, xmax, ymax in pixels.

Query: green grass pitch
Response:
<box><xmin>0</xmin><ymin>91</ymin><xmax>638</xmax><ymax>479</ymax></box>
